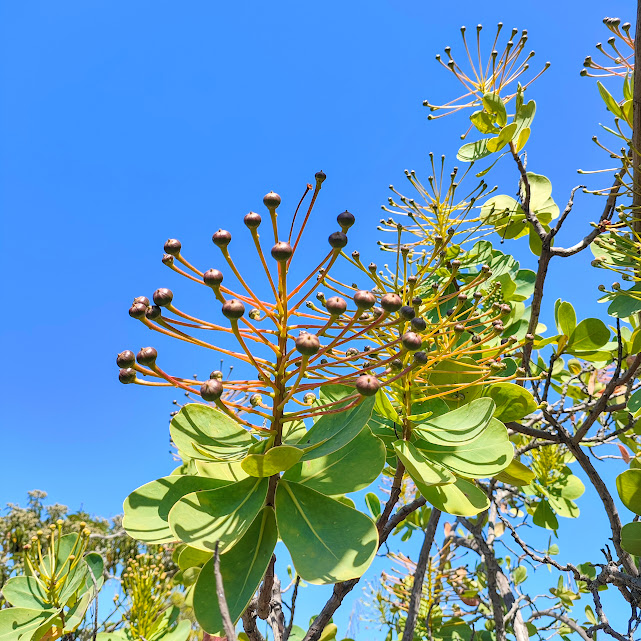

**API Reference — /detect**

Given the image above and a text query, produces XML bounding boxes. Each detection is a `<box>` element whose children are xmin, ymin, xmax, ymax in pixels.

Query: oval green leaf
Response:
<box><xmin>193</xmin><ymin>507</ymin><xmax>277</xmax><ymax>633</ymax></box>
<box><xmin>170</xmin><ymin>403</ymin><xmax>253</xmax><ymax>461</ymax></box>
<box><xmin>616</xmin><ymin>469</ymin><xmax>641</xmax><ymax>515</ymax></box>
<box><xmin>283</xmin><ymin>427</ymin><xmax>385</xmax><ymax>495</ymax></box>
<box><xmin>241</xmin><ymin>445</ymin><xmax>303</xmax><ymax>478</ymax></box>
<box><xmin>169</xmin><ymin>476</ymin><xmax>268</xmax><ymax>553</ymax></box>
<box><xmin>123</xmin><ymin>475</ymin><xmax>229</xmax><ymax>544</ymax></box>
<box><xmin>275</xmin><ymin>481</ymin><xmax>378</xmax><ymax>584</ymax></box>
<box><xmin>419</xmin><ymin>478</ymin><xmax>489</xmax><ymax>516</ymax></box>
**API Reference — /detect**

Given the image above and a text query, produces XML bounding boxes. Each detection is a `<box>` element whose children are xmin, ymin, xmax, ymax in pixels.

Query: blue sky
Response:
<box><xmin>0</xmin><ymin>0</ymin><xmax>638</xmax><ymax>637</ymax></box>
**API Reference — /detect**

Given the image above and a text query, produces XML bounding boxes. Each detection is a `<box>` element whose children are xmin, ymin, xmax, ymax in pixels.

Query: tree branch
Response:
<box><xmin>214</xmin><ymin>542</ymin><xmax>237</xmax><ymax>641</ymax></box>
<box><xmin>401</xmin><ymin>508</ymin><xmax>441</xmax><ymax>641</ymax></box>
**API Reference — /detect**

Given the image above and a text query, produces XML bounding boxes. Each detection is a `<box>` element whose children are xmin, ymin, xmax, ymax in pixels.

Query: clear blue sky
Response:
<box><xmin>0</xmin><ymin>0</ymin><xmax>637</xmax><ymax>637</ymax></box>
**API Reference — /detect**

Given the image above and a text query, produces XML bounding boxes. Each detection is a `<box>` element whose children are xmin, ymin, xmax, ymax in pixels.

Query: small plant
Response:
<box><xmin>0</xmin><ymin>522</ymin><xmax>103</xmax><ymax>640</ymax></box>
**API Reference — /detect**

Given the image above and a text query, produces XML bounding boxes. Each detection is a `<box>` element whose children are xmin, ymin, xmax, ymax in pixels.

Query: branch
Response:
<box><xmin>401</xmin><ymin>508</ymin><xmax>441</xmax><ymax>641</ymax></box>
<box><xmin>214</xmin><ymin>542</ymin><xmax>236</xmax><ymax>641</ymax></box>
<box><xmin>302</xmin><ymin>493</ymin><xmax>426</xmax><ymax>641</ymax></box>
<box><xmin>572</xmin><ymin>342</ymin><xmax>639</xmax><ymax>444</ymax></box>
<box><xmin>529</xmin><ymin>609</ymin><xmax>591</xmax><ymax>641</ymax></box>
<box><xmin>256</xmin><ymin>555</ymin><xmax>276</xmax><ymax>620</ymax></box>
<box><xmin>242</xmin><ymin>597</ymin><xmax>265</xmax><ymax>641</ymax></box>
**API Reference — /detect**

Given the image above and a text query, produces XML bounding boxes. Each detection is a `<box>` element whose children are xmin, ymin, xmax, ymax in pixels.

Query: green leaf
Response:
<box><xmin>0</xmin><ymin>608</ymin><xmax>60</xmax><ymax>641</ymax></box>
<box><xmin>283</xmin><ymin>427</ymin><xmax>385</xmax><ymax>495</ymax></box>
<box><xmin>616</xmin><ymin>469</ymin><xmax>641</xmax><ymax>515</ymax></box>
<box><xmin>415</xmin><ymin>418</ymin><xmax>514</xmax><ymax>479</ymax></box>
<box><xmin>621</xmin><ymin>521</ymin><xmax>641</xmax><ymax>555</ymax></box>
<box><xmin>192</xmin><ymin>507</ymin><xmax>277</xmax><ymax>633</ymax></box>
<box><xmin>548</xmin><ymin>496</ymin><xmax>580</xmax><ymax>518</ymax></box>
<box><xmin>416</xmin><ymin>397</ymin><xmax>495</xmax><ymax>445</ymax></box>
<box><xmin>556</xmin><ymin>474</ymin><xmax>585</xmax><ymax>501</ymax></box>
<box><xmin>470</xmin><ymin>110</ymin><xmax>498</xmax><ymax>134</ymax></box>
<box><xmin>298</xmin><ymin>396</ymin><xmax>376</xmax><ymax>461</ymax></box>
<box><xmin>515</xmin><ymin>98</ymin><xmax>536</xmax><ymax>132</ymax></box>
<box><xmin>374</xmin><ymin>391</ymin><xmax>400</xmax><ymax>423</ymax></box>
<box><xmin>275</xmin><ymin>481</ymin><xmax>378</xmax><ymax>584</ymax></box>
<box><xmin>365</xmin><ymin>493</ymin><xmax>381</xmax><ymax>519</ymax></box>
<box><xmin>514</xmin><ymin>127</ymin><xmax>530</xmax><ymax>152</ymax></box>
<box><xmin>170</xmin><ymin>404</ymin><xmax>252</xmax><ymax>461</ymax></box>
<box><xmin>419</xmin><ymin>478</ymin><xmax>490</xmax><ymax>516</ymax></box>
<box><xmin>123</xmin><ymin>476</ymin><xmax>229</xmax><ymax>544</ymax></box>
<box><xmin>555</xmin><ymin>300</ymin><xmax>577</xmax><ymax>337</ymax></box>
<box><xmin>425</xmin><ymin>357</ymin><xmax>484</xmax><ymax>407</ymax></box>
<box><xmin>532</xmin><ymin>500</ymin><xmax>558</xmax><ymax>531</ymax></box>
<box><xmin>1</xmin><ymin>577</ymin><xmax>50</xmax><ymax>609</ymax></box>
<box><xmin>523</xmin><ymin>173</ymin><xmax>553</xmax><ymax>212</ymax></box>
<box><xmin>158</xmin><ymin>620</ymin><xmax>192</xmax><ymax>641</ymax></box>
<box><xmin>177</xmin><ymin>546</ymin><xmax>212</xmax><ymax>571</ymax></box>
<box><xmin>484</xmin><ymin>383</ymin><xmax>537</xmax><ymax>422</ymax></box>
<box><xmin>568</xmin><ymin>318</ymin><xmax>610</xmax><ymax>352</ymax></box>
<box><xmin>512</xmin><ymin>565</ymin><xmax>527</xmax><ymax>585</ymax></box>
<box><xmin>495</xmin><ymin>459</ymin><xmax>536</xmax><ymax>486</ymax></box>
<box><xmin>482</xmin><ymin>92</ymin><xmax>507</xmax><ymax>126</ymax></box>
<box><xmin>597</xmin><ymin>81</ymin><xmax>623</xmax><ymax>118</ymax></box>
<box><xmin>195</xmin><ymin>459</ymin><xmax>249</xmax><ymax>482</ymax></box>
<box><xmin>241</xmin><ymin>445</ymin><xmax>304</xmax><ymax>478</ymax></box>
<box><xmin>169</xmin><ymin>476</ymin><xmax>269</xmax><ymax>552</ymax></box>
<box><xmin>608</xmin><ymin>286</ymin><xmax>641</xmax><ymax>318</ymax></box>
<box><xmin>393</xmin><ymin>440</ymin><xmax>455</xmax><ymax>486</ymax></box>
<box><xmin>457</xmin><ymin>139</ymin><xmax>492</xmax><ymax>162</ymax></box>
<box><xmin>487</xmin><ymin>122</ymin><xmax>517</xmax><ymax>152</ymax></box>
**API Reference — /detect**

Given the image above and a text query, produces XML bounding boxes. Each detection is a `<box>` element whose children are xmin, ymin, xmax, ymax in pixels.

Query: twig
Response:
<box><xmin>214</xmin><ymin>541</ymin><xmax>236</xmax><ymax>641</ymax></box>
<box><xmin>256</xmin><ymin>555</ymin><xmax>276</xmax><ymax>620</ymax></box>
<box><xmin>401</xmin><ymin>508</ymin><xmax>441</xmax><ymax>641</ymax></box>
<box><xmin>529</xmin><ymin>609</ymin><xmax>591</xmax><ymax>641</ymax></box>
<box><xmin>284</xmin><ymin>577</ymin><xmax>301</xmax><ymax>641</ymax></box>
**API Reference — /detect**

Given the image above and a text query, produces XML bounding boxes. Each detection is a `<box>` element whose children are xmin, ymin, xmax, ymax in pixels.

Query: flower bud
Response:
<box><xmin>210</xmin><ymin>370</ymin><xmax>223</xmax><ymax>380</ymax></box>
<box><xmin>454</xmin><ymin>323</ymin><xmax>465</xmax><ymax>333</ymax></box>
<box><xmin>162</xmin><ymin>254</ymin><xmax>174</xmax><ymax>266</ymax></box>
<box><xmin>119</xmin><ymin>368</ymin><xmax>137</xmax><ymax>384</ymax></box>
<box><xmin>315</xmin><ymin>171</ymin><xmax>326</xmax><ymax>184</ymax></box>
<box><xmin>136</xmin><ymin>347</ymin><xmax>158</xmax><ymax>366</ymax></box>
<box><xmin>354</xmin><ymin>290</ymin><xmax>376</xmax><ymax>309</ymax></box>
<box><xmin>412</xmin><ymin>296</ymin><xmax>423</xmax><ymax>306</ymax></box>
<box><xmin>164</xmin><ymin>239</ymin><xmax>181</xmax><ymax>256</ymax></box>
<box><xmin>356</xmin><ymin>374</ymin><xmax>381</xmax><ymax>397</ymax></box>
<box><xmin>413</xmin><ymin>352</ymin><xmax>428</xmax><ymax>365</ymax></box>
<box><xmin>250</xmin><ymin>393</ymin><xmax>262</xmax><ymax>406</ymax></box>
<box><xmin>222</xmin><ymin>299</ymin><xmax>245</xmax><ymax>319</ymax></box>
<box><xmin>200</xmin><ymin>379</ymin><xmax>223</xmax><ymax>401</ymax></box>
<box><xmin>146</xmin><ymin>305</ymin><xmax>162</xmax><ymax>320</ymax></box>
<box><xmin>212</xmin><ymin>229</ymin><xmax>232</xmax><ymax>247</ymax></box>
<box><xmin>129</xmin><ymin>303</ymin><xmax>147</xmax><ymax>319</ymax></box>
<box><xmin>303</xmin><ymin>392</ymin><xmax>316</xmax><ymax>405</ymax></box>
<box><xmin>326</xmin><ymin>297</ymin><xmax>347</xmax><ymax>315</ymax></box>
<box><xmin>381</xmin><ymin>293</ymin><xmax>403</xmax><ymax>313</ymax></box>
<box><xmin>411</xmin><ymin>317</ymin><xmax>427</xmax><ymax>332</ymax></box>
<box><xmin>244</xmin><ymin>212</ymin><xmax>262</xmax><ymax>228</ymax></box>
<box><xmin>133</xmin><ymin>296</ymin><xmax>150</xmax><ymax>306</ymax></box>
<box><xmin>153</xmin><ymin>288</ymin><xmax>173</xmax><ymax>307</ymax></box>
<box><xmin>263</xmin><ymin>191</ymin><xmax>281</xmax><ymax>210</ymax></box>
<box><xmin>295</xmin><ymin>333</ymin><xmax>321</xmax><ymax>356</ymax></box>
<box><xmin>328</xmin><ymin>231</ymin><xmax>348</xmax><ymax>249</ymax></box>
<box><xmin>402</xmin><ymin>332</ymin><xmax>423</xmax><ymax>351</ymax></box>
<box><xmin>117</xmin><ymin>350</ymin><xmax>136</xmax><ymax>368</ymax></box>
<box><xmin>249</xmin><ymin>308</ymin><xmax>261</xmax><ymax>320</ymax></box>
<box><xmin>271</xmin><ymin>241</ymin><xmax>293</xmax><ymax>261</ymax></box>
<box><xmin>337</xmin><ymin>210</ymin><xmax>355</xmax><ymax>229</ymax></box>
<box><xmin>204</xmin><ymin>269</ymin><xmax>224</xmax><ymax>287</ymax></box>
<box><xmin>345</xmin><ymin>347</ymin><xmax>359</xmax><ymax>358</ymax></box>
<box><xmin>399</xmin><ymin>305</ymin><xmax>415</xmax><ymax>320</ymax></box>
